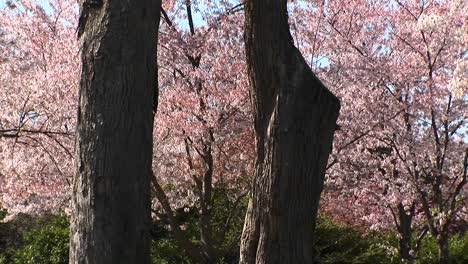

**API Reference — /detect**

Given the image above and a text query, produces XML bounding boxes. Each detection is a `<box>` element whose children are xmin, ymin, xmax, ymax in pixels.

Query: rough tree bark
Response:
<box><xmin>396</xmin><ymin>203</ymin><xmax>416</xmax><ymax>263</ymax></box>
<box><xmin>69</xmin><ymin>0</ymin><xmax>161</xmax><ymax>263</ymax></box>
<box><xmin>239</xmin><ymin>0</ymin><xmax>340</xmax><ymax>263</ymax></box>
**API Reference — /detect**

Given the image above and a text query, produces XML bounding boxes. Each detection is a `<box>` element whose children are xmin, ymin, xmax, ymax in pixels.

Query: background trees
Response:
<box><xmin>0</xmin><ymin>0</ymin><xmax>466</xmax><ymax>263</ymax></box>
<box><xmin>0</xmin><ymin>0</ymin><xmax>78</xmax><ymax>216</ymax></box>
<box><xmin>152</xmin><ymin>1</ymin><xmax>252</xmax><ymax>262</ymax></box>
<box><xmin>290</xmin><ymin>1</ymin><xmax>467</xmax><ymax>262</ymax></box>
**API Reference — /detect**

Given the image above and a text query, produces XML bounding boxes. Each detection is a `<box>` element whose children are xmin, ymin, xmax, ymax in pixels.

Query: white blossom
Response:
<box><xmin>417</xmin><ymin>14</ymin><xmax>444</xmax><ymax>32</ymax></box>
<box><xmin>449</xmin><ymin>59</ymin><xmax>468</xmax><ymax>98</ymax></box>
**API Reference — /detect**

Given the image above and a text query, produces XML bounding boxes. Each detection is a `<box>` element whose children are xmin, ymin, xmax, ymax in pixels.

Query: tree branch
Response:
<box><xmin>151</xmin><ymin>173</ymin><xmax>208</xmax><ymax>263</ymax></box>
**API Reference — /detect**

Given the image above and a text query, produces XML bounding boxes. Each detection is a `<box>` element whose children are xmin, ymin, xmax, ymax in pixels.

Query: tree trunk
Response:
<box><xmin>437</xmin><ymin>234</ymin><xmax>450</xmax><ymax>264</ymax></box>
<box><xmin>199</xmin><ymin>140</ymin><xmax>217</xmax><ymax>262</ymax></box>
<box><xmin>397</xmin><ymin>203</ymin><xmax>414</xmax><ymax>263</ymax></box>
<box><xmin>239</xmin><ymin>0</ymin><xmax>340</xmax><ymax>263</ymax></box>
<box><xmin>70</xmin><ymin>0</ymin><xmax>161</xmax><ymax>263</ymax></box>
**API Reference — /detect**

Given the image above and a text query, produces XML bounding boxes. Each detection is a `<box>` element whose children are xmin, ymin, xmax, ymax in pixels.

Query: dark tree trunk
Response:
<box><xmin>198</xmin><ymin>140</ymin><xmax>217</xmax><ymax>262</ymax></box>
<box><xmin>438</xmin><ymin>234</ymin><xmax>450</xmax><ymax>264</ymax></box>
<box><xmin>239</xmin><ymin>0</ymin><xmax>340</xmax><ymax>263</ymax></box>
<box><xmin>70</xmin><ymin>0</ymin><xmax>161</xmax><ymax>263</ymax></box>
<box><xmin>397</xmin><ymin>203</ymin><xmax>414</xmax><ymax>263</ymax></box>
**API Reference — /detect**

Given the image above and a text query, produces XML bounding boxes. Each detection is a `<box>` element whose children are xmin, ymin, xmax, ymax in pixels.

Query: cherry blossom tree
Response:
<box><xmin>150</xmin><ymin>1</ymin><xmax>254</xmax><ymax>262</ymax></box>
<box><xmin>1</xmin><ymin>2</ymin><xmax>252</xmax><ymax>261</ymax></box>
<box><xmin>1</xmin><ymin>0</ymin><xmax>466</xmax><ymax>262</ymax></box>
<box><xmin>0</xmin><ymin>0</ymin><xmax>78</xmax><ymax>216</ymax></box>
<box><xmin>288</xmin><ymin>0</ymin><xmax>467</xmax><ymax>262</ymax></box>
<box><xmin>0</xmin><ymin>0</ymin><xmax>248</xmax><ymax>261</ymax></box>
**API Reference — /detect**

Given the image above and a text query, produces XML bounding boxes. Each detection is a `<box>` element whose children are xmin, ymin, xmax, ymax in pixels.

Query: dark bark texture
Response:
<box><xmin>70</xmin><ymin>0</ymin><xmax>161</xmax><ymax>263</ymax></box>
<box><xmin>397</xmin><ymin>203</ymin><xmax>415</xmax><ymax>263</ymax></box>
<box><xmin>239</xmin><ymin>0</ymin><xmax>340</xmax><ymax>263</ymax></box>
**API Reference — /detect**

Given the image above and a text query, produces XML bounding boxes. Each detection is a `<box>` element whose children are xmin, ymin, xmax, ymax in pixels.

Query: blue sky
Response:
<box><xmin>0</xmin><ymin>0</ymin><xmax>53</xmax><ymax>12</ymax></box>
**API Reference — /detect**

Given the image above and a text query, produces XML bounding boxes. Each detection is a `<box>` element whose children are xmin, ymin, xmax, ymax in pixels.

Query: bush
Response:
<box><xmin>313</xmin><ymin>214</ymin><xmax>399</xmax><ymax>264</ymax></box>
<box><xmin>150</xmin><ymin>185</ymin><xmax>248</xmax><ymax>264</ymax></box>
<box><xmin>1</xmin><ymin>212</ymin><xmax>39</xmax><ymax>263</ymax></box>
<box><xmin>151</xmin><ymin>238</ymin><xmax>191</xmax><ymax>264</ymax></box>
<box><xmin>0</xmin><ymin>209</ymin><xmax>6</xmax><ymax>221</ymax></box>
<box><xmin>149</xmin><ymin>208</ymin><xmax>194</xmax><ymax>264</ymax></box>
<box><xmin>0</xmin><ymin>207</ymin><xmax>466</xmax><ymax>263</ymax></box>
<box><xmin>449</xmin><ymin>232</ymin><xmax>468</xmax><ymax>264</ymax></box>
<box><xmin>0</xmin><ymin>214</ymin><xmax>69</xmax><ymax>264</ymax></box>
<box><xmin>415</xmin><ymin>232</ymin><xmax>468</xmax><ymax>264</ymax></box>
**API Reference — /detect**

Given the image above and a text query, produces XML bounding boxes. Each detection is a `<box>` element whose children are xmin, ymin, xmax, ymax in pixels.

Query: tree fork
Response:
<box><xmin>239</xmin><ymin>0</ymin><xmax>340</xmax><ymax>263</ymax></box>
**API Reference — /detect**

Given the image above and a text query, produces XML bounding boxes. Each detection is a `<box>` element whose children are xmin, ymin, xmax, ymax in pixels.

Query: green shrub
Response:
<box><xmin>150</xmin><ymin>185</ymin><xmax>248</xmax><ymax>264</ymax></box>
<box><xmin>0</xmin><ymin>206</ymin><xmax>465</xmax><ymax>264</ymax></box>
<box><xmin>1</xmin><ymin>213</ymin><xmax>38</xmax><ymax>263</ymax></box>
<box><xmin>0</xmin><ymin>208</ymin><xmax>7</xmax><ymax>221</ymax></box>
<box><xmin>0</xmin><ymin>214</ymin><xmax>69</xmax><ymax>264</ymax></box>
<box><xmin>313</xmin><ymin>214</ymin><xmax>400</xmax><ymax>264</ymax></box>
<box><xmin>151</xmin><ymin>238</ymin><xmax>191</xmax><ymax>264</ymax></box>
<box><xmin>449</xmin><ymin>232</ymin><xmax>468</xmax><ymax>264</ymax></box>
<box><xmin>149</xmin><ymin>208</ymin><xmax>195</xmax><ymax>264</ymax></box>
<box><xmin>415</xmin><ymin>232</ymin><xmax>468</xmax><ymax>264</ymax></box>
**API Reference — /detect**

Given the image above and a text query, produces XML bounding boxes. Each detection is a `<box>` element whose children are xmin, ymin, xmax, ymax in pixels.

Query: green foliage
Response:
<box><xmin>0</xmin><ymin>214</ymin><xmax>69</xmax><ymax>264</ymax></box>
<box><xmin>314</xmin><ymin>215</ymin><xmax>468</xmax><ymax>264</ymax></box>
<box><xmin>415</xmin><ymin>232</ymin><xmax>468</xmax><ymax>264</ymax></box>
<box><xmin>0</xmin><ymin>208</ymin><xmax>7</xmax><ymax>221</ymax></box>
<box><xmin>151</xmin><ymin>238</ymin><xmax>191</xmax><ymax>264</ymax></box>
<box><xmin>0</xmin><ymin>213</ymin><xmax>37</xmax><ymax>263</ymax></box>
<box><xmin>416</xmin><ymin>234</ymin><xmax>438</xmax><ymax>264</ymax></box>
<box><xmin>150</xmin><ymin>185</ymin><xmax>248</xmax><ymax>264</ymax></box>
<box><xmin>313</xmin><ymin>214</ymin><xmax>400</xmax><ymax>264</ymax></box>
<box><xmin>449</xmin><ymin>233</ymin><xmax>468</xmax><ymax>264</ymax></box>
<box><xmin>149</xmin><ymin>208</ymin><xmax>195</xmax><ymax>264</ymax></box>
<box><xmin>0</xmin><ymin>206</ymin><xmax>466</xmax><ymax>264</ymax></box>
<box><xmin>209</xmin><ymin>186</ymin><xmax>248</xmax><ymax>261</ymax></box>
